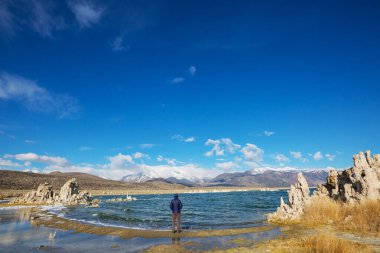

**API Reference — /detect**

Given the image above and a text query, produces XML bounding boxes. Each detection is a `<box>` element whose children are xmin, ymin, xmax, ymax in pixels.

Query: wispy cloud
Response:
<box><xmin>172</xmin><ymin>134</ymin><xmax>196</xmax><ymax>143</ymax></box>
<box><xmin>24</xmin><ymin>139</ymin><xmax>36</xmax><ymax>144</ymax></box>
<box><xmin>139</xmin><ymin>143</ymin><xmax>155</xmax><ymax>149</ymax></box>
<box><xmin>215</xmin><ymin>161</ymin><xmax>239</xmax><ymax>172</ymax></box>
<box><xmin>30</xmin><ymin>0</ymin><xmax>65</xmax><ymax>37</ymax></box>
<box><xmin>0</xmin><ymin>0</ymin><xmax>65</xmax><ymax>38</ymax></box>
<box><xmin>67</xmin><ymin>0</ymin><xmax>105</xmax><ymax>28</ymax></box>
<box><xmin>0</xmin><ymin>130</ymin><xmax>16</xmax><ymax>139</ymax></box>
<box><xmin>204</xmin><ymin>138</ymin><xmax>241</xmax><ymax>157</ymax></box>
<box><xmin>110</xmin><ymin>36</ymin><xmax>128</xmax><ymax>51</ymax></box>
<box><xmin>0</xmin><ymin>72</ymin><xmax>80</xmax><ymax>119</ymax></box>
<box><xmin>171</xmin><ymin>77</ymin><xmax>185</xmax><ymax>84</ymax></box>
<box><xmin>263</xmin><ymin>131</ymin><xmax>275</xmax><ymax>137</ymax></box>
<box><xmin>0</xmin><ymin>0</ymin><xmax>15</xmax><ymax>36</ymax></box>
<box><xmin>189</xmin><ymin>65</ymin><xmax>196</xmax><ymax>75</ymax></box>
<box><xmin>79</xmin><ymin>146</ymin><xmax>93</xmax><ymax>151</ymax></box>
<box><xmin>325</xmin><ymin>153</ymin><xmax>336</xmax><ymax>161</ymax></box>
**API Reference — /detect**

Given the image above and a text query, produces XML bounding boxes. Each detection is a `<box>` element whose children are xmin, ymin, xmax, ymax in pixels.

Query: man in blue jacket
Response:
<box><xmin>170</xmin><ymin>193</ymin><xmax>182</xmax><ymax>233</ymax></box>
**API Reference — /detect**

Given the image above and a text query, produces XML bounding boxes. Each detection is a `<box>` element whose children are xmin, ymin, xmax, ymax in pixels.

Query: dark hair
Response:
<box><xmin>174</xmin><ymin>194</ymin><xmax>179</xmax><ymax>198</ymax></box>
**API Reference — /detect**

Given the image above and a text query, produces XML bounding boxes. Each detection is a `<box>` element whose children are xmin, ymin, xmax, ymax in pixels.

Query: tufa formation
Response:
<box><xmin>268</xmin><ymin>150</ymin><xmax>380</xmax><ymax>221</ymax></box>
<box><xmin>12</xmin><ymin>178</ymin><xmax>99</xmax><ymax>206</ymax></box>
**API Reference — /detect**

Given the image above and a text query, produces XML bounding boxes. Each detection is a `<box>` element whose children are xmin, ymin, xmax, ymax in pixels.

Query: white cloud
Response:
<box><xmin>189</xmin><ymin>66</ymin><xmax>196</xmax><ymax>75</ymax></box>
<box><xmin>0</xmin><ymin>158</ymin><xmax>20</xmax><ymax>167</ymax></box>
<box><xmin>313</xmin><ymin>151</ymin><xmax>323</xmax><ymax>161</ymax></box>
<box><xmin>240</xmin><ymin>143</ymin><xmax>264</xmax><ymax>162</ymax></box>
<box><xmin>204</xmin><ymin>138</ymin><xmax>241</xmax><ymax>157</ymax></box>
<box><xmin>110</xmin><ymin>36</ymin><xmax>128</xmax><ymax>51</ymax></box>
<box><xmin>172</xmin><ymin>77</ymin><xmax>185</xmax><ymax>84</ymax></box>
<box><xmin>139</xmin><ymin>143</ymin><xmax>155</xmax><ymax>149</ymax></box>
<box><xmin>325</xmin><ymin>153</ymin><xmax>336</xmax><ymax>161</ymax></box>
<box><xmin>290</xmin><ymin>151</ymin><xmax>307</xmax><ymax>162</ymax></box>
<box><xmin>215</xmin><ymin>161</ymin><xmax>239</xmax><ymax>172</ymax></box>
<box><xmin>263</xmin><ymin>131</ymin><xmax>275</xmax><ymax>137</ymax></box>
<box><xmin>79</xmin><ymin>146</ymin><xmax>93</xmax><ymax>151</ymax></box>
<box><xmin>184</xmin><ymin>137</ymin><xmax>195</xmax><ymax>142</ymax></box>
<box><xmin>172</xmin><ymin>134</ymin><xmax>195</xmax><ymax>143</ymax></box>
<box><xmin>0</xmin><ymin>72</ymin><xmax>80</xmax><ymax>118</ymax></box>
<box><xmin>273</xmin><ymin>153</ymin><xmax>289</xmax><ymax>163</ymax></box>
<box><xmin>24</xmin><ymin>139</ymin><xmax>36</xmax><ymax>144</ymax></box>
<box><xmin>67</xmin><ymin>0</ymin><xmax>105</xmax><ymax>28</ymax></box>
<box><xmin>13</xmin><ymin>153</ymin><xmax>70</xmax><ymax>167</ymax></box>
<box><xmin>107</xmin><ymin>153</ymin><xmax>134</xmax><ymax>170</ymax></box>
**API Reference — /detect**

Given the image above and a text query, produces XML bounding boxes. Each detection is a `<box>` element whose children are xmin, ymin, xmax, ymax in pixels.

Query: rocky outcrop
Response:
<box><xmin>12</xmin><ymin>178</ymin><xmax>99</xmax><ymax>206</ymax></box>
<box><xmin>316</xmin><ymin>151</ymin><xmax>380</xmax><ymax>202</ymax></box>
<box><xmin>267</xmin><ymin>173</ymin><xmax>310</xmax><ymax>221</ymax></box>
<box><xmin>268</xmin><ymin>150</ymin><xmax>380</xmax><ymax>221</ymax></box>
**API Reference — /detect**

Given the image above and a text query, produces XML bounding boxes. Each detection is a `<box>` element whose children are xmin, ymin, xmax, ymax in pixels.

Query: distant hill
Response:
<box><xmin>208</xmin><ymin>169</ymin><xmax>329</xmax><ymax>187</ymax></box>
<box><xmin>0</xmin><ymin>170</ymin><xmax>188</xmax><ymax>191</ymax></box>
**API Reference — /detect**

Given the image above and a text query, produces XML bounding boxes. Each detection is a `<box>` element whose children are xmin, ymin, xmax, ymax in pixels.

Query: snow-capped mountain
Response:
<box><xmin>121</xmin><ymin>166</ymin><xmax>330</xmax><ymax>187</ymax></box>
<box><xmin>120</xmin><ymin>164</ymin><xmax>216</xmax><ymax>185</ymax></box>
<box><xmin>209</xmin><ymin>168</ymin><xmax>329</xmax><ymax>187</ymax></box>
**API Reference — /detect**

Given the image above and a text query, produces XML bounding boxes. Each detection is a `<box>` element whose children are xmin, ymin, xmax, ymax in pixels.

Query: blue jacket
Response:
<box><xmin>170</xmin><ymin>196</ymin><xmax>182</xmax><ymax>213</ymax></box>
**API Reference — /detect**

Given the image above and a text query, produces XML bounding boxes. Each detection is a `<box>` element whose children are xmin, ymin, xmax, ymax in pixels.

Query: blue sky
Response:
<box><xmin>0</xmin><ymin>0</ymin><xmax>379</xmax><ymax>179</ymax></box>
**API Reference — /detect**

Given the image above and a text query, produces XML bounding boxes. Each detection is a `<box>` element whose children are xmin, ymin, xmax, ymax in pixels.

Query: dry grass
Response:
<box><xmin>302</xmin><ymin>197</ymin><xmax>380</xmax><ymax>236</ymax></box>
<box><xmin>207</xmin><ymin>233</ymin><xmax>372</xmax><ymax>253</ymax></box>
<box><xmin>298</xmin><ymin>233</ymin><xmax>373</xmax><ymax>253</ymax></box>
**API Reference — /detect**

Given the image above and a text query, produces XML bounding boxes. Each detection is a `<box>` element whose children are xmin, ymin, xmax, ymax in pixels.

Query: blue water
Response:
<box><xmin>53</xmin><ymin>190</ymin><xmax>288</xmax><ymax>230</ymax></box>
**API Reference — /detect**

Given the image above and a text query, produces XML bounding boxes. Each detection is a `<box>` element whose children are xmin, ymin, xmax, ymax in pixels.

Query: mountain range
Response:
<box><xmin>121</xmin><ymin>168</ymin><xmax>329</xmax><ymax>187</ymax></box>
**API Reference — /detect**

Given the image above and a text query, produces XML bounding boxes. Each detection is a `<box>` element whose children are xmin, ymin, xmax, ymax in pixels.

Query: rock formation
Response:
<box><xmin>268</xmin><ymin>150</ymin><xmax>380</xmax><ymax>221</ymax></box>
<box><xmin>267</xmin><ymin>173</ymin><xmax>310</xmax><ymax>221</ymax></box>
<box><xmin>316</xmin><ymin>150</ymin><xmax>380</xmax><ymax>202</ymax></box>
<box><xmin>12</xmin><ymin>178</ymin><xmax>99</xmax><ymax>206</ymax></box>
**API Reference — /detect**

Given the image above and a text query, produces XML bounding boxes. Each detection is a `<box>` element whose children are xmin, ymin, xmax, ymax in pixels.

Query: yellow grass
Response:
<box><xmin>295</xmin><ymin>233</ymin><xmax>372</xmax><ymax>253</ymax></box>
<box><xmin>206</xmin><ymin>233</ymin><xmax>372</xmax><ymax>253</ymax></box>
<box><xmin>302</xmin><ymin>197</ymin><xmax>380</xmax><ymax>236</ymax></box>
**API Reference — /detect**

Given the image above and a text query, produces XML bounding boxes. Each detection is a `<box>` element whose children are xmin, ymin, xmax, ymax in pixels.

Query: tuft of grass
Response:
<box><xmin>302</xmin><ymin>197</ymin><xmax>380</xmax><ymax>236</ymax></box>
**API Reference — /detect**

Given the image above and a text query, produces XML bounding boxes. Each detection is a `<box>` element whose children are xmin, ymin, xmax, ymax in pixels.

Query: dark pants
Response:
<box><xmin>172</xmin><ymin>212</ymin><xmax>181</xmax><ymax>231</ymax></box>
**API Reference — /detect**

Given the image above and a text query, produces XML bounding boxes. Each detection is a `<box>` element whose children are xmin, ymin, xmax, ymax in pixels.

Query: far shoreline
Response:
<box><xmin>0</xmin><ymin>186</ymin><xmax>294</xmax><ymax>199</ymax></box>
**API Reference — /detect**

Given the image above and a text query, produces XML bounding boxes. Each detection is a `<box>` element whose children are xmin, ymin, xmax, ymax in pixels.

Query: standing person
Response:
<box><xmin>170</xmin><ymin>194</ymin><xmax>182</xmax><ymax>233</ymax></box>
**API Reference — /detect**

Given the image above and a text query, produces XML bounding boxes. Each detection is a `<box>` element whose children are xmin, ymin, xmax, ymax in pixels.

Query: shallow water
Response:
<box><xmin>53</xmin><ymin>190</ymin><xmax>288</xmax><ymax>230</ymax></box>
<box><xmin>0</xmin><ymin>205</ymin><xmax>282</xmax><ymax>253</ymax></box>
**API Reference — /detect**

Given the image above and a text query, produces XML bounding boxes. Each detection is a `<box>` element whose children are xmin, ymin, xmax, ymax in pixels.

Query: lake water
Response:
<box><xmin>51</xmin><ymin>190</ymin><xmax>288</xmax><ymax>230</ymax></box>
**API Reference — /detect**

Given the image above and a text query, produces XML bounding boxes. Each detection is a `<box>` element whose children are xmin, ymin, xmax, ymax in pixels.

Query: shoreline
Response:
<box><xmin>0</xmin><ymin>186</ymin><xmax>291</xmax><ymax>199</ymax></box>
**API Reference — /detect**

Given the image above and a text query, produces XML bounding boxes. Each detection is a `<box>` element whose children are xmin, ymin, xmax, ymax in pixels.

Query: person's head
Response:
<box><xmin>174</xmin><ymin>194</ymin><xmax>179</xmax><ymax>199</ymax></box>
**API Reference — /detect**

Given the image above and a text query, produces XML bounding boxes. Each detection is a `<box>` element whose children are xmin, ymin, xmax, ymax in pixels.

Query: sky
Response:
<box><xmin>0</xmin><ymin>0</ymin><xmax>380</xmax><ymax>180</ymax></box>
